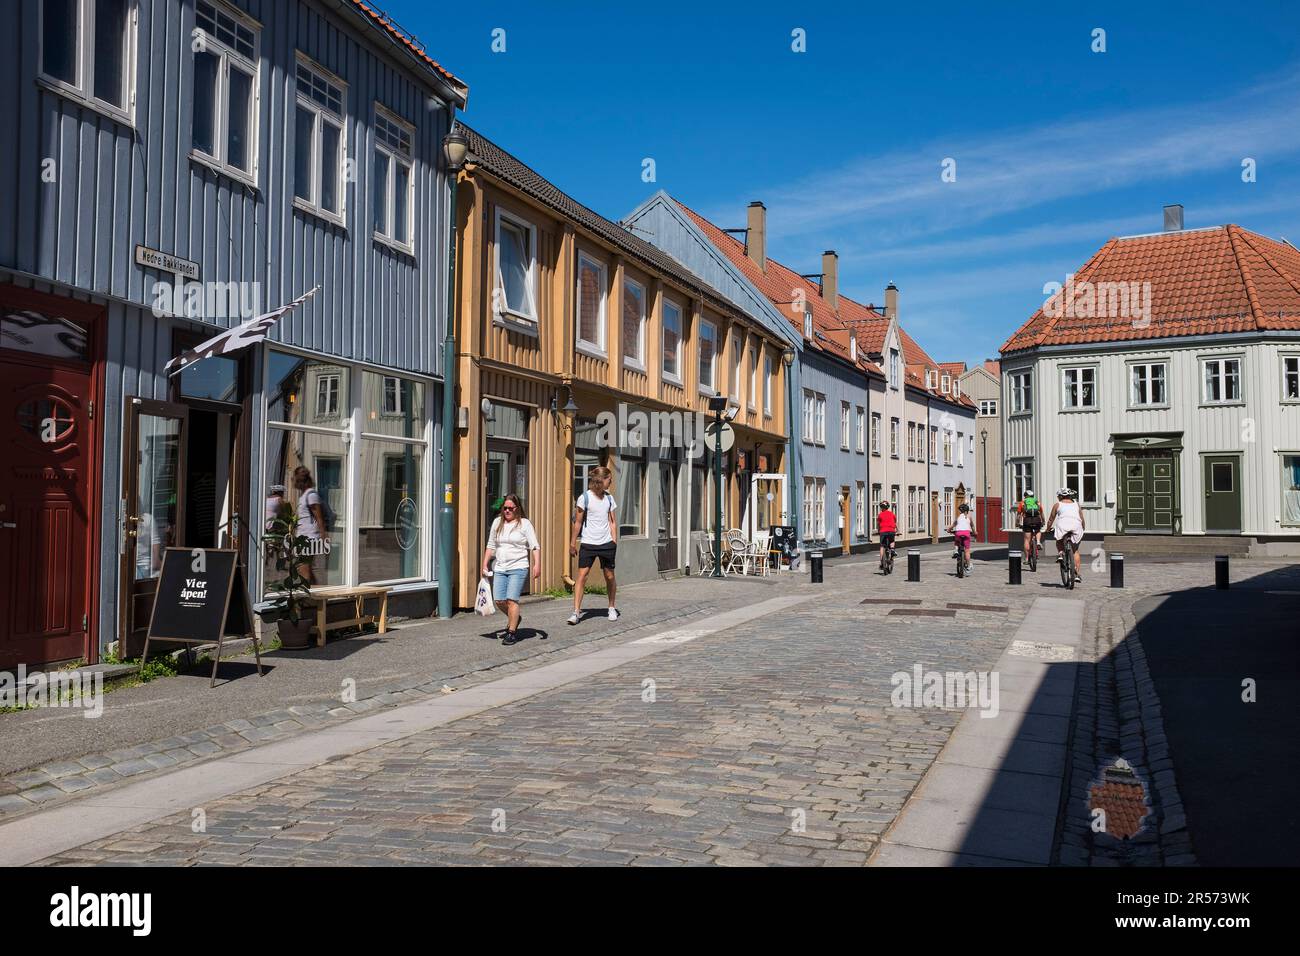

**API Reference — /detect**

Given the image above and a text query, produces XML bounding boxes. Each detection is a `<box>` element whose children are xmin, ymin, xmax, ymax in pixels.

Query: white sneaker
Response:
<box><xmin>608</xmin><ymin>607</ymin><xmax>620</xmax><ymax>621</ymax></box>
<box><xmin>566</xmin><ymin>612</ymin><xmax>580</xmax><ymax>625</ymax></box>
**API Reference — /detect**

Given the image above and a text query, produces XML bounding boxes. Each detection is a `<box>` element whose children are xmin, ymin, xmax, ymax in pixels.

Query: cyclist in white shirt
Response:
<box><xmin>1046</xmin><ymin>488</ymin><xmax>1085</xmax><ymax>583</ymax></box>
<box><xmin>947</xmin><ymin>502</ymin><xmax>976</xmax><ymax>574</ymax></box>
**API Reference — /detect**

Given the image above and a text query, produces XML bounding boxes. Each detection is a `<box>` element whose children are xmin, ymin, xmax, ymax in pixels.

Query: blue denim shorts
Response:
<box><xmin>492</xmin><ymin>567</ymin><xmax>528</xmax><ymax>602</ymax></box>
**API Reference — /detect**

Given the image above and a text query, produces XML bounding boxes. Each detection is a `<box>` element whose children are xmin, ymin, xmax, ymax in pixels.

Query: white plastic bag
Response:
<box><xmin>474</xmin><ymin>576</ymin><xmax>496</xmax><ymax>616</ymax></box>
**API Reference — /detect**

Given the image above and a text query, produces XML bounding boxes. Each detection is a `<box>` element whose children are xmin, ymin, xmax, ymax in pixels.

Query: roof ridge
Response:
<box><xmin>1231</xmin><ymin>226</ymin><xmax>1300</xmax><ymax>320</ymax></box>
<box><xmin>1026</xmin><ymin>237</ymin><xmax>1118</xmax><ymax>350</ymax></box>
<box><xmin>1225</xmin><ymin>225</ymin><xmax>1267</xmax><ymax>331</ymax></box>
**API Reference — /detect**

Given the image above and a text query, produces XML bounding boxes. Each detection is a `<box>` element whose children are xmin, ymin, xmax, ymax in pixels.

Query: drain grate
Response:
<box><xmin>1007</xmin><ymin>639</ymin><xmax>1076</xmax><ymax>661</ymax></box>
<box><xmin>946</xmin><ymin>602</ymin><xmax>1008</xmax><ymax>612</ymax></box>
<box><xmin>861</xmin><ymin>598</ymin><xmax>923</xmax><ymax>605</ymax></box>
<box><xmin>887</xmin><ymin>608</ymin><xmax>956</xmax><ymax>617</ymax></box>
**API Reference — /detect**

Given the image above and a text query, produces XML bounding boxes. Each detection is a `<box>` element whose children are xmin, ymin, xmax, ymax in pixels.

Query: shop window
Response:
<box><xmin>1282</xmin><ymin>455</ymin><xmax>1300</xmax><ymax>526</ymax></box>
<box><xmin>263</xmin><ymin>429</ymin><xmax>347</xmax><ymax>589</ymax></box>
<box><xmin>356</xmin><ymin>443</ymin><xmax>423</xmax><ymax>583</ymax></box>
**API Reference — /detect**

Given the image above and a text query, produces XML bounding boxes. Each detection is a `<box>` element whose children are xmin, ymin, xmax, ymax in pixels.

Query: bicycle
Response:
<box><xmin>953</xmin><ymin>541</ymin><xmax>971</xmax><ymax>578</ymax></box>
<box><xmin>1057</xmin><ymin>533</ymin><xmax>1077</xmax><ymax>590</ymax></box>
<box><xmin>1026</xmin><ymin>532</ymin><xmax>1039</xmax><ymax>572</ymax></box>
<box><xmin>881</xmin><ymin>545</ymin><xmax>895</xmax><ymax>575</ymax></box>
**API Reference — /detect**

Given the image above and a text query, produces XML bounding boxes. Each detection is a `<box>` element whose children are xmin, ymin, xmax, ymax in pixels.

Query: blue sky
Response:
<box><xmin>391</xmin><ymin>0</ymin><xmax>1300</xmax><ymax>367</ymax></box>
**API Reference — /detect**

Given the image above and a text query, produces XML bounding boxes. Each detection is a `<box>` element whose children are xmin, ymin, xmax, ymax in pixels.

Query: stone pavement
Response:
<box><xmin>6</xmin><ymin>547</ymin><xmax>1293</xmax><ymax>866</ymax></box>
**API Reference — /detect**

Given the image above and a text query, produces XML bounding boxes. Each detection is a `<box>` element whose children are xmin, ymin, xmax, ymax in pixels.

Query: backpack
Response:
<box><xmin>1023</xmin><ymin>496</ymin><xmax>1040</xmax><ymax>517</ymax></box>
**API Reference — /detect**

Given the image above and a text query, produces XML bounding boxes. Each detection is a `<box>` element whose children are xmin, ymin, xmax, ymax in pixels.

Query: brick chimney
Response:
<box><xmin>884</xmin><ymin>281</ymin><xmax>899</xmax><ymax>321</ymax></box>
<box><xmin>821</xmin><ymin>250</ymin><xmax>839</xmax><ymax>309</ymax></box>
<box><xmin>746</xmin><ymin>201</ymin><xmax>766</xmax><ymax>271</ymax></box>
<box><xmin>1163</xmin><ymin>204</ymin><xmax>1184</xmax><ymax>232</ymax></box>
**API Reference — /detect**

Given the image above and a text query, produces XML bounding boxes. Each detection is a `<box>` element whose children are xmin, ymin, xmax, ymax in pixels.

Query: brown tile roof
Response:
<box><xmin>982</xmin><ymin>359</ymin><xmax>1001</xmax><ymax>378</ymax></box>
<box><xmin>675</xmin><ymin>200</ymin><xmax>883</xmax><ymax>378</ymax></box>
<box><xmin>1001</xmin><ymin>224</ymin><xmax>1300</xmax><ymax>354</ymax></box>
<box><xmin>348</xmin><ymin>1</ymin><xmax>468</xmax><ymax>104</ymax></box>
<box><xmin>939</xmin><ymin>361</ymin><xmax>967</xmax><ymax>375</ymax></box>
<box><xmin>459</xmin><ymin>127</ymin><xmax>781</xmax><ymax>339</ymax></box>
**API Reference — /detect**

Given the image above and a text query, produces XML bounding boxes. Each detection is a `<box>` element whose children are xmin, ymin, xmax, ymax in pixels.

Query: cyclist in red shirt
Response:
<box><xmin>877</xmin><ymin>502</ymin><xmax>898</xmax><ymax>571</ymax></box>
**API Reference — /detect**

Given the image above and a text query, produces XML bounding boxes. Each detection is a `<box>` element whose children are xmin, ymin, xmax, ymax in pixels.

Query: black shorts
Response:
<box><xmin>1022</xmin><ymin>518</ymin><xmax>1043</xmax><ymax>532</ymax></box>
<box><xmin>879</xmin><ymin>532</ymin><xmax>897</xmax><ymax>550</ymax></box>
<box><xmin>578</xmin><ymin>543</ymin><xmax>617</xmax><ymax>570</ymax></box>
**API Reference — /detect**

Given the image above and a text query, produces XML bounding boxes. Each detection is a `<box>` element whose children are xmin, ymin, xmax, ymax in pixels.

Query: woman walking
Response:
<box><xmin>292</xmin><ymin>466</ymin><xmax>328</xmax><ymax>585</ymax></box>
<box><xmin>481</xmin><ymin>494</ymin><xmax>540</xmax><ymax>645</ymax></box>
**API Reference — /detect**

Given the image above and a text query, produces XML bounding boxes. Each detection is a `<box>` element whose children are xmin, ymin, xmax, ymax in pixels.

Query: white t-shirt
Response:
<box><xmin>953</xmin><ymin>513</ymin><xmax>973</xmax><ymax>533</ymax></box>
<box><xmin>488</xmin><ymin>517</ymin><xmax>540</xmax><ymax>572</ymax></box>
<box><xmin>576</xmin><ymin>492</ymin><xmax>617</xmax><ymax>546</ymax></box>
<box><xmin>296</xmin><ymin>488</ymin><xmax>324</xmax><ymax>539</ymax></box>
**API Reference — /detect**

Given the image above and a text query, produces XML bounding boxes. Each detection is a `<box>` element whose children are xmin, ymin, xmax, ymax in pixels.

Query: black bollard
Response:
<box><xmin>906</xmin><ymin>549</ymin><xmax>921</xmax><ymax>582</ymax></box>
<box><xmin>810</xmin><ymin>551</ymin><xmax>824</xmax><ymax>584</ymax></box>
<box><xmin>1110</xmin><ymin>552</ymin><xmax>1124</xmax><ymax>588</ymax></box>
<box><xmin>1215</xmin><ymin>554</ymin><xmax>1229</xmax><ymax>590</ymax></box>
<box><xmin>1009</xmin><ymin>550</ymin><xmax>1022</xmax><ymax>585</ymax></box>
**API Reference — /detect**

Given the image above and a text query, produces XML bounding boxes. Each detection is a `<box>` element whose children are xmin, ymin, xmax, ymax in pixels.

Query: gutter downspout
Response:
<box><xmin>437</xmin><ymin>119</ymin><xmax>459</xmax><ymax>620</ymax></box>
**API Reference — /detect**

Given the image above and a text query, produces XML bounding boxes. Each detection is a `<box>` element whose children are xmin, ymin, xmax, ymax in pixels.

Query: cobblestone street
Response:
<box><xmin>5</xmin><ymin>549</ymin><xmax>1295</xmax><ymax>867</ymax></box>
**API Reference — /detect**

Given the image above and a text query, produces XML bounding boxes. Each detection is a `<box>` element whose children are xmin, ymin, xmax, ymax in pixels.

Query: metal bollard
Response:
<box><xmin>1008</xmin><ymin>550</ymin><xmax>1022</xmax><ymax>585</ymax></box>
<box><xmin>906</xmin><ymin>549</ymin><xmax>921</xmax><ymax>582</ymax></box>
<box><xmin>1110</xmin><ymin>552</ymin><xmax>1124</xmax><ymax>588</ymax></box>
<box><xmin>809</xmin><ymin>551</ymin><xmax>824</xmax><ymax>584</ymax></box>
<box><xmin>1215</xmin><ymin>554</ymin><xmax>1229</xmax><ymax>590</ymax></box>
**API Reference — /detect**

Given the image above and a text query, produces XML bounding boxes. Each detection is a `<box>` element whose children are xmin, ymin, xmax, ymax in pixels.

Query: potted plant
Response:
<box><xmin>260</xmin><ymin>513</ymin><xmax>315</xmax><ymax>649</ymax></box>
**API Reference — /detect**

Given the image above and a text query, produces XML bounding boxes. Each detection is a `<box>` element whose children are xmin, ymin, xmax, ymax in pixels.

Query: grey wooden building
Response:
<box><xmin>0</xmin><ymin>0</ymin><xmax>467</xmax><ymax>668</ymax></box>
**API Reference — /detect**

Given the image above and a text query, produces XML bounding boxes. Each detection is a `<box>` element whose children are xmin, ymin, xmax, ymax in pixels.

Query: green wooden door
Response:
<box><xmin>1118</xmin><ymin>452</ymin><xmax>1178</xmax><ymax>532</ymax></box>
<box><xmin>1203</xmin><ymin>455</ymin><xmax>1242</xmax><ymax>532</ymax></box>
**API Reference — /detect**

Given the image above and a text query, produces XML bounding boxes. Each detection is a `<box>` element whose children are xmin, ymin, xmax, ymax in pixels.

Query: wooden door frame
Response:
<box><xmin>0</xmin><ymin>283</ymin><xmax>105</xmax><ymax>665</ymax></box>
<box><xmin>118</xmin><ymin>397</ymin><xmax>190</xmax><ymax>654</ymax></box>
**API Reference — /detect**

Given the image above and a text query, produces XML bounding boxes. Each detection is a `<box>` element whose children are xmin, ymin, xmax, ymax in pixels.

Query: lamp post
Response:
<box><xmin>980</xmin><ymin>429</ymin><xmax>988</xmax><ymax>544</ymax></box>
<box><xmin>437</xmin><ymin>128</ymin><xmax>468</xmax><ymax>621</ymax></box>
<box><xmin>782</xmin><ymin>346</ymin><xmax>796</xmax><ymax>540</ymax></box>
<box><xmin>708</xmin><ymin>393</ymin><xmax>729</xmax><ymax>577</ymax></box>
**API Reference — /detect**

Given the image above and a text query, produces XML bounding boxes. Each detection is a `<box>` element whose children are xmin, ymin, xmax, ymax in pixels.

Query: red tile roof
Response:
<box><xmin>349</xmin><ymin>1</ymin><xmax>468</xmax><ymax>104</ymax></box>
<box><xmin>981</xmin><ymin>359</ymin><xmax>1001</xmax><ymax>378</ymax></box>
<box><xmin>1001</xmin><ymin>225</ymin><xmax>1300</xmax><ymax>354</ymax></box>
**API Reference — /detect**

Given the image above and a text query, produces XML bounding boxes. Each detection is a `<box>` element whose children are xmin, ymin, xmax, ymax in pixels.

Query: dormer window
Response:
<box><xmin>803</xmin><ymin>309</ymin><xmax>813</xmax><ymax>340</ymax></box>
<box><xmin>941</xmin><ymin>373</ymin><xmax>951</xmax><ymax>392</ymax></box>
<box><xmin>850</xmin><ymin>338</ymin><xmax>857</xmax><ymax>362</ymax></box>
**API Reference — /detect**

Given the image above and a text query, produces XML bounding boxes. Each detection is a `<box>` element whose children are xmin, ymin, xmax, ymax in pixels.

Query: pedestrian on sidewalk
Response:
<box><xmin>568</xmin><ymin>466</ymin><xmax>619</xmax><ymax>624</ymax></box>
<box><xmin>481</xmin><ymin>493</ymin><xmax>540</xmax><ymax>645</ymax></box>
<box><xmin>292</xmin><ymin>466</ymin><xmax>329</xmax><ymax>585</ymax></box>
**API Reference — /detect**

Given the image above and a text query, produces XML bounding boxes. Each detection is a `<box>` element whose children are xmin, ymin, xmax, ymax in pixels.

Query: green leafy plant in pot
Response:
<box><xmin>260</xmin><ymin>512</ymin><xmax>315</xmax><ymax>649</ymax></box>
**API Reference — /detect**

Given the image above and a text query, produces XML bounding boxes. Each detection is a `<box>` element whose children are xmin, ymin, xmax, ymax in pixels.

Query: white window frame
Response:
<box><xmin>871</xmin><ymin>413</ymin><xmax>881</xmax><ymax>456</ymax></box>
<box><xmin>856</xmin><ymin>407</ymin><xmax>865</xmax><ymax>453</ymax></box>
<box><xmin>729</xmin><ymin>334</ymin><xmax>743</xmax><ymax>405</ymax></box>
<box><xmin>493</xmin><ymin>208</ymin><xmax>538</xmax><ymax>327</ymax></box>
<box><xmin>1129</xmin><ymin>360</ymin><xmax>1169</xmax><ymax>408</ymax></box>
<box><xmin>943</xmin><ymin>429</ymin><xmax>953</xmax><ymax>466</ymax></box>
<box><xmin>621</xmin><ymin>277</ymin><xmax>647</xmax><ymax>371</ymax></box>
<box><xmin>748</xmin><ymin>345</ymin><xmax>759</xmax><ymax>411</ymax></box>
<box><xmin>1009</xmin><ymin>369</ymin><xmax>1033</xmax><ymax>415</ymax></box>
<box><xmin>855</xmin><ymin>481</ymin><xmax>866</xmax><ymax>536</ymax></box>
<box><xmin>889</xmin><ymin>348</ymin><xmax>900</xmax><ymax>389</ymax></box>
<box><xmin>373</xmin><ymin>103</ymin><xmax>415</xmax><ymax>252</ymax></box>
<box><xmin>1062</xmin><ymin>458</ymin><xmax>1100</xmax><ymax>507</ymax></box>
<box><xmin>189</xmin><ymin>0</ymin><xmax>261</xmax><ymax>185</ymax></box>
<box><xmin>698</xmin><ymin>320</ymin><xmax>718</xmax><ymax>394</ymax></box>
<box><xmin>815</xmin><ymin>479</ymin><xmax>827</xmax><ymax>539</ymax></box>
<box><xmin>1285</xmin><ymin>355</ymin><xmax>1300</xmax><ymax>403</ymax></box>
<box><xmin>802</xmin><ymin>389</ymin><xmax>815</xmax><ymax>444</ymax></box>
<box><xmin>840</xmin><ymin>401</ymin><xmax>851</xmax><ymax>450</ymax></box>
<box><xmin>38</xmin><ymin>0</ymin><xmax>138</xmax><ymax>123</ymax></box>
<box><xmin>292</xmin><ymin>54</ymin><xmax>346</xmax><ymax>224</ymax></box>
<box><xmin>1282</xmin><ymin>453</ymin><xmax>1300</xmax><ymax>526</ymax></box>
<box><xmin>929</xmin><ymin>425</ymin><xmax>938</xmax><ymax>464</ymax></box>
<box><xmin>660</xmin><ymin>296</ymin><xmax>682</xmax><ymax>383</ymax></box>
<box><xmin>1201</xmin><ymin>355</ymin><xmax>1243</xmax><ymax>405</ymax></box>
<box><xmin>315</xmin><ymin>372</ymin><xmax>340</xmax><ymax>418</ymax></box>
<box><xmin>802</xmin><ymin>477</ymin><xmax>814</xmax><ymax>534</ymax></box>
<box><xmin>575</xmin><ymin>252</ymin><xmax>607</xmax><ymax>356</ymax></box>
<box><xmin>764</xmin><ymin>355</ymin><xmax>774</xmax><ymax>417</ymax></box>
<box><xmin>871</xmin><ymin>484</ymin><xmax>882</xmax><ymax>532</ymax></box>
<box><xmin>1061</xmin><ymin>365</ymin><xmax>1098</xmax><ymax>411</ymax></box>
<box><xmin>1009</xmin><ymin>460</ymin><xmax>1034</xmax><ymax>524</ymax></box>
<box><xmin>979</xmin><ymin>398</ymin><xmax>998</xmax><ymax>416</ymax></box>
<box><xmin>957</xmin><ymin>432</ymin><xmax>964</xmax><ymax>467</ymax></box>
<box><xmin>890</xmin><ymin>417</ymin><xmax>899</xmax><ymax>458</ymax></box>
<box><xmin>381</xmin><ymin>375</ymin><xmax>403</xmax><ymax>415</ymax></box>
<box><xmin>815</xmin><ymin>394</ymin><xmax>826</xmax><ymax>446</ymax></box>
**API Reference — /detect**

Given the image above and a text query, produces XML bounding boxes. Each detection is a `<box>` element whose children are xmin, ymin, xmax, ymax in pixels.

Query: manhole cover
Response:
<box><xmin>1007</xmin><ymin>639</ymin><xmax>1075</xmax><ymax>661</ymax></box>
<box><xmin>946</xmin><ymin>603</ymin><xmax>1008</xmax><ymax>612</ymax></box>
<box><xmin>861</xmin><ymin>598</ymin><xmax>922</xmax><ymax>605</ymax></box>
<box><xmin>887</xmin><ymin>608</ymin><xmax>956</xmax><ymax>617</ymax></box>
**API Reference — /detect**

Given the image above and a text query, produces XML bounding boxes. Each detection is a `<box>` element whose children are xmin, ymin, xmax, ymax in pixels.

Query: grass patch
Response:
<box><xmin>542</xmin><ymin>582</ymin><xmax>607</xmax><ymax>598</ymax></box>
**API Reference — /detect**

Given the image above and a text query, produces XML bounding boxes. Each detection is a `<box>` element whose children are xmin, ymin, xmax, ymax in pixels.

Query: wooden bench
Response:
<box><xmin>303</xmin><ymin>586</ymin><xmax>391</xmax><ymax>647</ymax></box>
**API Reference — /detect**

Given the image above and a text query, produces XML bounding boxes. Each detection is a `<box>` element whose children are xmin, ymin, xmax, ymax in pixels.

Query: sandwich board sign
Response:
<box><xmin>144</xmin><ymin>548</ymin><xmax>264</xmax><ymax>687</ymax></box>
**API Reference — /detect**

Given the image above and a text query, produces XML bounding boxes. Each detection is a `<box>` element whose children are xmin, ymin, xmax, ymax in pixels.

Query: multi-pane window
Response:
<box><xmin>576</xmin><ymin>254</ymin><xmax>606</xmax><ymax>352</ymax></box>
<box><xmin>855</xmin><ymin>482</ymin><xmax>866</xmax><ymax>536</ymax></box>
<box><xmin>1063</xmin><ymin>459</ymin><xmax>1099</xmax><ymax>506</ymax></box>
<box><xmin>622</xmin><ymin>278</ymin><xmax>646</xmax><ymax>368</ymax></box>
<box><xmin>1010</xmin><ymin>370</ymin><xmax>1033</xmax><ymax>413</ymax></box>
<box><xmin>979</xmin><ymin>399</ymin><xmax>998</xmax><ymax>416</ymax></box>
<box><xmin>748</xmin><ymin>346</ymin><xmax>759</xmax><ymax>410</ymax></box>
<box><xmin>802</xmin><ymin>389</ymin><xmax>815</xmax><ymax>443</ymax></box>
<box><xmin>494</xmin><ymin>212</ymin><xmax>537</xmax><ymax>322</ymax></box>
<box><xmin>929</xmin><ymin>425</ymin><xmax>938</xmax><ymax>463</ymax></box>
<box><xmin>890</xmin><ymin>418</ymin><xmax>899</xmax><ymax>457</ymax></box>
<box><xmin>764</xmin><ymin>356</ymin><xmax>773</xmax><ymax>416</ymax></box>
<box><xmin>1282</xmin><ymin>455</ymin><xmax>1300</xmax><ymax>526</ymax></box>
<box><xmin>889</xmin><ymin>348</ymin><xmax>900</xmax><ymax>388</ymax></box>
<box><xmin>815</xmin><ymin>479</ymin><xmax>827</xmax><ymax>539</ymax></box>
<box><xmin>1130</xmin><ymin>362</ymin><xmax>1168</xmax><ymax>407</ymax></box>
<box><xmin>315</xmin><ymin>373</ymin><xmax>340</xmax><ymax>418</ymax></box>
<box><xmin>192</xmin><ymin>0</ymin><xmax>258</xmax><ymax>179</ymax></box>
<box><xmin>815</xmin><ymin>394</ymin><xmax>826</xmax><ymax>445</ymax></box>
<box><xmin>730</xmin><ymin>335</ymin><xmax>743</xmax><ymax>405</ymax></box>
<box><xmin>293</xmin><ymin>58</ymin><xmax>345</xmax><ymax>220</ymax></box>
<box><xmin>802</xmin><ymin>478</ymin><xmax>814</xmax><ymax>534</ymax></box>
<box><xmin>698</xmin><ymin>321</ymin><xmax>717</xmax><ymax>391</ymax></box>
<box><xmin>661</xmin><ymin>299</ymin><xmax>682</xmax><ymax>381</ymax></box>
<box><xmin>1285</xmin><ymin>356</ymin><xmax>1300</xmax><ymax>401</ymax></box>
<box><xmin>943</xmin><ymin>430</ymin><xmax>953</xmax><ymax>466</ymax></box>
<box><xmin>1009</xmin><ymin>460</ymin><xmax>1034</xmax><ymax>524</ymax></box>
<box><xmin>381</xmin><ymin>376</ymin><xmax>403</xmax><ymax>415</ymax></box>
<box><xmin>840</xmin><ymin>402</ymin><xmax>850</xmax><ymax>449</ymax></box>
<box><xmin>856</xmin><ymin>407</ymin><xmax>865</xmax><ymax>453</ymax></box>
<box><xmin>1203</xmin><ymin>357</ymin><xmax>1242</xmax><ymax>403</ymax></box>
<box><xmin>373</xmin><ymin>106</ymin><xmax>414</xmax><ymax>248</ymax></box>
<box><xmin>1062</xmin><ymin>366</ymin><xmax>1097</xmax><ymax>409</ymax></box>
<box><xmin>39</xmin><ymin>0</ymin><xmax>135</xmax><ymax>117</ymax></box>
<box><xmin>957</xmin><ymin>432</ymin><xmax>964</xmax><ymax>467</ymax></box>
<box><xmin>870</xmin><ymin>484</ymin><xmax>882</xmax><ymax>532</ymax></box>
<box><xmin>942</xmin><ymin>488</ymin><xmax>953</xmax><ymax>529</ymax></box>
<box><xmin>906</xmin><ymin>422</ymin><xmax>915</xmax><ymax>460</ymax></box>
<box><xmin>871</xmin><ymin>413</ymin><xmax>881</xmax><ymax>455</ymax></box>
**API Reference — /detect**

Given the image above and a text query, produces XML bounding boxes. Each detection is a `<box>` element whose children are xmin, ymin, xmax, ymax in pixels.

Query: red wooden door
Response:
<box><xmin>0</xmin><ymin>361</ymin><xmax>93</xmax><ymax>667</ymax></box>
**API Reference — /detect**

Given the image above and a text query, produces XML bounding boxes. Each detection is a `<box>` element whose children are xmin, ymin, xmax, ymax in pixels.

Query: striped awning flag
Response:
<box><xmin>164</xmin><ymin>286</ymin><xmax>319</xmax><ymax>375</ymax></box>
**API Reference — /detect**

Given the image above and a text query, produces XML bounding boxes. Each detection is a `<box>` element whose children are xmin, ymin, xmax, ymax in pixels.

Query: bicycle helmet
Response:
<box><xmin>1057</xmin><ymin>487</ymin><xmax>1076</xmax><ymax>499</ymax></box>
<box><xmin>959</xmin><ymin>503</ymin><xmax>970</xmax><ymax>512</ymax></box>
<box><xmin>1024</xmin><ymin>490</ymin><xmax>1034</xmax><ymax>498</ymax></box>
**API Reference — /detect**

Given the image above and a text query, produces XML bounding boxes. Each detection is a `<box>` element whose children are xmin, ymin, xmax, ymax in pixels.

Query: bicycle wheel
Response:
<box><xmin>884</xmin><ymin>550</ymin><xmax>893</xmax><ymax>575</ymax></box>
<box><xmin>1061</xmin><ymin>539</ymin><xmax>1074</xmax><ymax>589</ymax></box>
<box><xmin>956</xmin><ymin>549</ymin><xmax>965</xmax><ymax>578</ymax></box>
<box><xmin>1028</xmin><ymin>540</ymin><xmax>1037</xmax><ymax>572</ymax></box>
